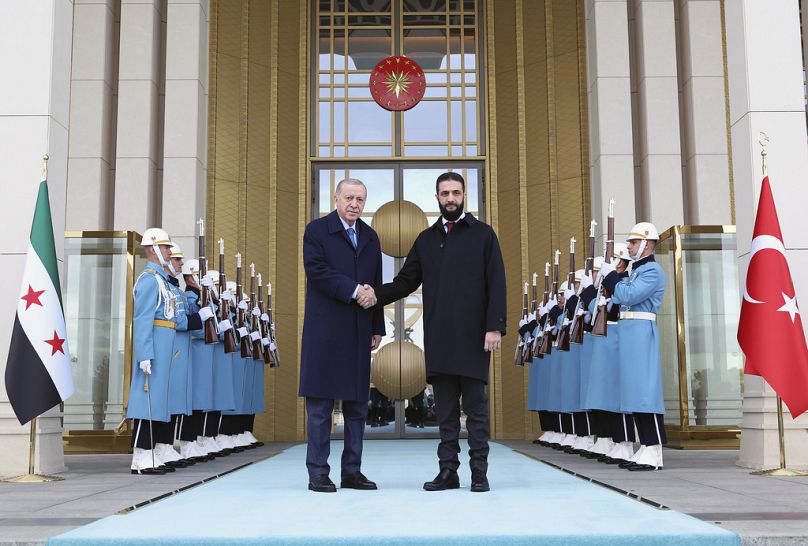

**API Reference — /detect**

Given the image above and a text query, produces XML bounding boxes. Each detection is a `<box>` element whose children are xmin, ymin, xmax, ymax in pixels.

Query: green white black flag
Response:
<box><xmin>5</xmin><ymin>177</ymin><xmax>74</xmax><ymax>425</ymax></box>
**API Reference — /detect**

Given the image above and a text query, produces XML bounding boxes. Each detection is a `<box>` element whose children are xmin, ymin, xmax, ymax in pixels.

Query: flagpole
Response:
<box><xmin>749</xmin><ymin>134</ymin><xmax>808</xmax><ymax>478</ymax></box>
<box><xmin>2</xmin><ymin>155</ymin><xmax>64</xmax><ymax>484</ymax></box>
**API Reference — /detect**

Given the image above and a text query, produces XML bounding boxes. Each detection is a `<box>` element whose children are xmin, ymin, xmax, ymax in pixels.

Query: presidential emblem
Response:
<box><xmin>369</xmin><ymin>55</ymin><xmax>426</xmax><ymax>112</ymax></box>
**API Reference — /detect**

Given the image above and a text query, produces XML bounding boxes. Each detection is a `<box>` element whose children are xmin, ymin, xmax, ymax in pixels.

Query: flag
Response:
<box><xmin>738</xmin><ymin>175</ymin><xmax>808</xmax><ymax>417</ymax></box>
<box><xmin>5</xmin><ymin>176</ymin><xmax>74</xmax><ymax>425</ymax></box>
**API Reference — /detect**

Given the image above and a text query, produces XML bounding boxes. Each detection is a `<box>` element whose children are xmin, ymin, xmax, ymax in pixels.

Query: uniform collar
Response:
<box><xmin>167</xmin><ymin>275</ymin><xmax>180</xmax><ymax>286</ymax></box>
<box><xmin>146</xmin><ymin>261</ymin><xmax>170</xmax><ymax>280</ymax></box>
<box><xmin>633</xmin><ymin>254</ymin><xmax>656</xmax><ymax>268</ymax></box>
<box><xmin>186</xmin><ymin>286</ymin><xmax>200</xmax><ymax>296</ymax></box>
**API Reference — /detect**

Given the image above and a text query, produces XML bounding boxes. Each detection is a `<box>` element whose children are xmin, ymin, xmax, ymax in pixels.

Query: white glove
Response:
<box><xmin>218</xmin><ymin>319</ymin><xmax>233</xmax><ymax>332</ymax></box>
<box><xmin>261</xmin><ymin>338</ymin><xmax>270</xmax><ymax>347</ymax></box>
<box><xmin>250</xmin><ymin>331</ymin><xmax>261</xmax><ymax>341</ymax></box>
<box><xmin>539</xmin><ymin>304</ymin><xmax>549</xmax><ymax>318</ymax></box>
<box><xmin>563</xmin><ymin>288</ymin><xmax>574</xmax><ymax>301</ymax></box>
<box><xmin>579</xmin><ymin>273</ymin><xmax>593</xmax><ymax>290</ymax></box>
<box><xmin>238</xmin><ymin>300</ymin><xmax>248</xmax><ymax>310</ymax></box>
<box><xmin>527</xmin><ymin>313</ymin><xmax>536</xmax><ymax>322</ymax></box>
<box><xmin>597</xmin><ymin>295</ymin><xmax>608</xmax><ymax>307</ymax></box>
<box><xmin>198</xmin><ymin>306</ymin><xmax>214</xmax><ymax>322</ymax></box>
<box><xmin>519</xmin><ymin>318</ymin><xmax>527</xmax><ymax>328</ymax></box>
<box><xmin>139</xmin><ymin>360</ymin><xmax>152</xmax><ymax>375</ymax></box>
<box><xmin>562</xmin><ymin>318</ymin><xmax>572</xmax><ymax>327</ymax></box>
<box><xmin>548</xmin><ymin>295</ymin><xmax>558</xmax><ymax>309</ymax></box>
<box><xmin>220</xmin><ymin>289</ymin><xmax>233</xmax><ymax>302</ymax></box>
<box><xmin>269</xmin><ymin>342</ymin><xmax>277</xmax><ymax>351</ymax></box>
<box><xmin>252</xmin><ymin>307</ymin><xmax>261</xmax><ymax>317</ymax></box>
<box><xmin>599</xmin><ymin>260</ymin><xmax>616</xmax><ymax>278</ymax></box>
<box><xmin>201</xmin><ymin>275</ymin><xmax>214</xmax><ymax>289</ymax></box>
<box><xmin>237</xmin><ymin>327</ymin><xmax>249</xmax><ymax>337</ymax></box>
<box><xmin>575</xmin><ymin>307</ymin><xmax>586</xmax><ymax>317</ymax></box>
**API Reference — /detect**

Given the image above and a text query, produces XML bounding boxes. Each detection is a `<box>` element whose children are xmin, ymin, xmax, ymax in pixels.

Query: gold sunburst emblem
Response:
<box><xmin>369</xmin><ymin>55</ymin><xmax>426</xmax><ymax>111</ymax></box>
<box><xmin>385</xmin><ymin>71</ymin><xmax>410</xmax><ymax>99</ymax></box>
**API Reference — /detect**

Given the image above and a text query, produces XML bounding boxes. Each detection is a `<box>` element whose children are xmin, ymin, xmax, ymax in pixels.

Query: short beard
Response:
<box><xmin>439</xmin><ymin>200</ymin><xmax>464</xmax><ymax>222</ymax></box>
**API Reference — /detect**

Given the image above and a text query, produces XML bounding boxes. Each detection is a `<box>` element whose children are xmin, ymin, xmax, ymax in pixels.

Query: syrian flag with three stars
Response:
<box><xmin>4</xmin><ymin>176</ymin><xmax>73</xmax><ymax>425</ymax></box>
<box><xmin>738</xmin><ymin>175</ymin><xmax>808</xmax><ymax>418</ymax></box>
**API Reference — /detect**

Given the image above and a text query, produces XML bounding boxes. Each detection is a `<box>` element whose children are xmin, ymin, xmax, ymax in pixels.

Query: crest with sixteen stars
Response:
<box><xmin>369</xmin><ymin>55</ymin><xmax>426</xmax><ymax>112</ymax></box>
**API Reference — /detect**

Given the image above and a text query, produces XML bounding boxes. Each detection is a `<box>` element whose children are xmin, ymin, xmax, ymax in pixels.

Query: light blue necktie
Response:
<box><xmin>347</xmin><ymin>227</ymin><xmax>357</xmax><ymax>248</ymax></box>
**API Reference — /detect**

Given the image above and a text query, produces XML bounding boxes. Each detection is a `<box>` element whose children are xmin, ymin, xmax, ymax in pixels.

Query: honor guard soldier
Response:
<box><xmin>127</xmin><ymin>228</ymin><xmax>177</xmax><ymax>475</ymax></box>
<box><xmin>599</xmin><ymin>223</ymin><xmax>666</xmax><ymax>471</ymax></box>
<box><xmin>206</xmin><ymin>271</ymin><xmax>238</xmax><ymax>453</ymax></box>
<box><xmin>220</xmin><ymin>280</ymin><xmax>253</xmax><ymax>449</ymax></box>
<box><xmin>182</xmin><ymin>260</ymin><xmax>219</xmax><ymax>458</ymax></box>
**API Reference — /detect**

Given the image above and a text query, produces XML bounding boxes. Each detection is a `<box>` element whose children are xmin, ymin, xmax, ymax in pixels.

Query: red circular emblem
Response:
<box><xmin>369</xmin><ymin>56</ymin><xmax>426</xmax><ymax>112</ymax></box>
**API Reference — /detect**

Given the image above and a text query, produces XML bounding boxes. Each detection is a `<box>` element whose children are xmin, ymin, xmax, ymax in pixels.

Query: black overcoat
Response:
<box><xmin>298</xmin><ymin>211</ymin><xmax>385</xmax><ymax>402</ymax></box>
<box><xmin>375</xmin><ymin>214</ymin><xmax>507</xmax><ymax>382</ymax></box>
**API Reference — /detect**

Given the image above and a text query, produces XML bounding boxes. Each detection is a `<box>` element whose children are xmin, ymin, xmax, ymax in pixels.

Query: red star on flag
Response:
<box><xmin>21</xmin><ymin>285</ymin><xmax>45</xmax><ymax>310</ymax></box>
<box><xmin>44</xmin><ymin>331</ymin><xmax>66</xmax><ymax>356</ymax></box>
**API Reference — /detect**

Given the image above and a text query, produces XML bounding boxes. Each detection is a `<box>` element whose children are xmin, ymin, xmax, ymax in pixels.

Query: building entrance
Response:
<box><xmin>313</xmin><ymin>162</ymin><xmax>484</xmax><ymax>438</ymax></box>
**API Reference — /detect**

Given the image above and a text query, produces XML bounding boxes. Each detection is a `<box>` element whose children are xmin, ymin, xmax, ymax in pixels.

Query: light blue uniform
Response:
<box><xmin>610</xmin><ymin>257</ymin><xmax>666</xmax><ymax>414</ymax></box>
<box><xmin>186</xmin><ymin>289</ymin><xmax>215</xmax><ymax>411</ymax></box>
<box><xmin>581</xmin><ymin>297</ymin><xmax>623</xmax><ymax>412</ymax></box>
<box><xmin>167</xmin><ymin>281</ymin><xmax>193</xmax><ymax>416</ymax></box>
<box><xmin>212</xmin><ymin>308</ymin><xmax>236</xmax><ymax>412</ymax></box>
<box><xmin>560</xmin><ymin>342</ymin><xmax>582</xmax><ymax>413</ymax></box>
<box><xmin>223</xmin><ymin>308</ymin><xmax>248</xmax><ymax>415</ymax></box>
<box><xmin>546</xmin><ymin>314</ymin><xmax>563</xmax><ymax>413</ymax></box>
<box><xmin>252</xmin><ymin>358</ymin><xmax>265</xmax><ymax>413</ymax></box>
<box><xmin>524</xmin><ymin>326</ymin><xmax>540</xmax><ymax>411</ymax></box>
<box><xmin>126</xmin><ymin>263</ymin><xmax>176</xmax><ymax>422</ymax></box>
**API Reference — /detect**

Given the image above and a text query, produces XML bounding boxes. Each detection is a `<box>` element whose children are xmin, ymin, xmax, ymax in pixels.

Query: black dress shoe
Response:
<box><xmin>131</xmin><ymin>467</ymin><xmax>166</xmax><ymax>475</ymax></box>
<box><xmin>423</xmin><ymin>469</ymin><xmax>460</xmax><ymax>491</ymax></box>
<box><xmin>470</xmin><ymin>470</ymin><xmax>489</xmax><ymax>493</ymax></box>
<box><xmin>253</xmin><ymin>441</ymin><xmax>265</xmax><ymax>447</ymax></box>
<box><xmin>341</xmin><ymin>472</ymin><xmax>377</xmax><ymax>490</ymax></box>
<box><xmin>164</xmin><ymin>460</ymin><xmax>188</xmax><ymax>468</ymax></box>
<box><xmin>618</xmin><ymin>459</ymin><xmax>636</xmax><ymax>469</ymax></box>
<box><xmin>309</xmin><ymin>474</ymin><xmax>337</xmax><ymax>492</ymax></box>
<box><xmin>158</xmin><ymin>465</ymin><xmax>176</xmax><ymax>472</ymax></box>
<box><xmin>627</xmin><ymin>463</ymin><xmax>659</xmax><ymax>471</ymax></box>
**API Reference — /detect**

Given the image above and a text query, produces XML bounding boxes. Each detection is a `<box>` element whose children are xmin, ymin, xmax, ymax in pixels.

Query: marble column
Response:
<box><xmin>586</xmin><ymin>0</ymin><xmax>638</xmax><ymax>241</ymax></box>
<box><xmin>0</xmin><ymin>1</ymin><xmax>74</xmax><ymax>477</ymax></box>
<box><xmin>631</xmin><ymin>0</ymin><xmax>684</xmax><ymax>230</ymax></box>
<box><xmin>726</xmin><ymin>0</ymin><xmax>808</xmax><ymax>470</ymax></box>
<box><xmin>112</xmin><ymin>0</ymin><xmax>164</xmax><ymax>232</ymax></box>
<box><xmin>161</xmin><ymin>0</ymin><xmax>209</xmax><ymax>254</ymax></box>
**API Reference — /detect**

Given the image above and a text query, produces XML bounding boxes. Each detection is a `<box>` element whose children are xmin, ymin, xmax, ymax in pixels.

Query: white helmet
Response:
<box><xmin>226</xmin><ymin>281</ymin><xmax>237</xmax><ymax>292</ymax></box>
<box><xmin>169</xmin><ymin>244</ymin><xmax>183</xmax><ymax>258</ymax></box>
<box><xmin>613</xmin><ymin>242</ymin><xmax>631</xmax><ymax>262</ymax></box>
<box><xmin>141</xmin><ymin>227</ymin><xmax>172</xmax><ymax>268</ymax></box>
<box><xmin>182</xmin><ymin>259</ymin><xmax>199</xmax><ymax>276</ymax></box>
<box><xmin>558</xmin><ymin>280</ymin><xmax>571</xmax><ymax>293</ymax></box>
<box><xmin>206</xmin><ymin>270</ymin><xmax>220</xmax><ymax>285</ymax></box>
<box><xmin>627</xmin><ymin>222</ymin><xmax>659</xmax><ymax>241</ymax></box>
<box><xmin>574</xmin><ymin>269</ymin><xmax>585</xmax><ymax>282</ymax></box>
<box><xmin>626</xmin><ymin>222</ymin><xmax>659</xmax><ymax>260</ymax></box>
<box><xmin>592</xmin><ymin>256</ymin><xmax>603</xmax><ymax>271</ymax></box>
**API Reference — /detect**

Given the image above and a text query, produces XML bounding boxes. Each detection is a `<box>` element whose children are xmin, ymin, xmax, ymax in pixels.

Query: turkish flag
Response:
<box><xmin>738</xmin><ymin>176</ymin><xmax>808</xmax><ymax>418</ymax></box>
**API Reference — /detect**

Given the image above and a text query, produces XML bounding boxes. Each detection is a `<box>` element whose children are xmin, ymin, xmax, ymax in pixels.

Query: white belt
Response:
<box><xmin>607</xmin><ymin>321</ymin><xmax>618</xmax><ymax>325</ymax></box>
<box><xmin>619</xmin><ymin>311</ymin><xmax>656</xmax><ymax>321</ymax></box>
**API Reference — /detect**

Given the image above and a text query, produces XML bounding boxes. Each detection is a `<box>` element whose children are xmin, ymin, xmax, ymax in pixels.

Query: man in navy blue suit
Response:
<box><xmin>299</xmin><ymin>178</ymin><xmax>385</xmax><ymax>492</ymax></box>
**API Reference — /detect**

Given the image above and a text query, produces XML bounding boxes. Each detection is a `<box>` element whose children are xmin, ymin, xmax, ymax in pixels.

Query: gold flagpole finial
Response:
<box><xmin>758</xmin><ymin>132</ymin><xmax>769</xmax><ymax>176</ymax></box>
<box><xmin>42</xmin><ymin>154</ymin><xmax>49</xmax><ymax>181</ymax></box>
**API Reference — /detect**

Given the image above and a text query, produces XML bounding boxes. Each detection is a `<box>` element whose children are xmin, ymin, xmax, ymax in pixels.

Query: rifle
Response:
<box><xmin>235</xmin><ymin>252</ymin><xmax>253</xmax><ymax>359</ymax></box>
<box><xmin>591</xmin><ymin>199</ymin><xmax>615</xmax><ymax>336</ymax></box>
<box><xmin>218</xmin><ymin>239</ymin><xmax>238</xmax><ymax>353</ymax></box>
<box><xmin>571</xmin><ymin>219</ymin><xmax>597</xmax><ymax>344</ymax></box>
<box><xmin>249</xmin><ymin>264</ymin><xmax>263</xmax><ymax>360</ymax></box>
<box><xmin>257</xmin><ymin>274</ymin><xmax>272</xmax><ymax>365</ymax></box>
<box><xmin>521</xmin><ymin>273</ymin><xmax>538</xmax><ymax>364</ymax></box>
<box><xmin>556</xmin><ymin>237</ymin><xmax>576</xmax><ymax>352</ymax></box>
<box><xmin>265</xmin><ymin>280</ymin><xmax>280</xmax><ymax>368</ymax></box>
<box><xmin>531</xmin><ymin>262</ymin><xmax>550</xmax><ymax>359</ymax></box>
<box><xmin>539</xmin><ymin>250</ymin><xmax>560</xmax><ymax>355</ymax></box>
<box><xmin>514</xmin><ymin>282</ymin><xmax>529</xmax><ymax>366</ymax></box>
<box><xmin>197</xmin><ymin>218</ymin><xmax>219</xmax><ymax>344</ymax></box>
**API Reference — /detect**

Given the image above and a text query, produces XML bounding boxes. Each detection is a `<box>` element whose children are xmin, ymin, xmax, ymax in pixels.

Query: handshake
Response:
<box><xmin>356</xmin><ymin>284</ymin><xmax>377</xmax><ymax>309</ymax></box>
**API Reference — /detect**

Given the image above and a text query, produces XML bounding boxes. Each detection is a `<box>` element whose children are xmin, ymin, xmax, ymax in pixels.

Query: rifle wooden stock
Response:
<box><xmin>522</xmin><ymin>284</ymin><xmax>537</xmax><ymax>364</ymax></box>
<box><xmin>219</xmin><ymin>255</ymin><xmax>238</xmax><ymax>353</ymax></box>
<box><xmin>539</xmin><ymin>263</ymin><xmax>559</xmax><ymax>355</ymax></box>
<box><xmin>257</xmin><ymin>291</ymin><xmax>272</xmax><ymax>365</ymax></box>
<box><xmin>250</xmin><ymin>275</ymin><xmax>263</xmax><ymax>361</ymax></box>
<box><xmin>556</xmin><ymin>249</ymin><xmax>576</xmax><ymax>352</ymax></box>
<box><xmin>532</xmin><ymin>273</ymin><xmax>550</xmax><ymax>358</ymax></box>
<box><xmin>592</xmin><ymin>215</ymin><xmax>614</xmax><ymax>337</ymax></box>
<box><xmin>516</xmin><ymin>291</ymin><xmax>530</xmax><ymax>366</ymax></box>
<box><xmin>236</xmin><ymin>263</ymin><xmax>252</xmax><ymax>359</ymax></box>
<box><xmin>198</xmin><ymin>235</ymin><xmax>219</xmax><ymax>345</ymax></box>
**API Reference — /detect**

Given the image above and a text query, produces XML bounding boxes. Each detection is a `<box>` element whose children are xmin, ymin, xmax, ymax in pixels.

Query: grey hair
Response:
<box><xmin>335</xmin><ymin>178</ymin><xmax>366</xmax><ymax>195</ymax></box>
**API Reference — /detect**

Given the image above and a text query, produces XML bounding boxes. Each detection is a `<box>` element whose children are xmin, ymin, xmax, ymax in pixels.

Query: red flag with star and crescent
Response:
<box><xmin>738</xmin><ymin>176</ymin><xmax>808</xmax><ymax>418</ymax></box>
<box><xmin>5</xmin><ymin>175</ymin><xmax>74</xmax><ymax>425</ymax></box>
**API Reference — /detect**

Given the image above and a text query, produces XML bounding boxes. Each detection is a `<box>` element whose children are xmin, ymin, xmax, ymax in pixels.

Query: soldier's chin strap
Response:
<box><xmin>153</xmin><ymin>244</ymin><xmax>170</xmax><ymax>269</ymax></box>
<box><xmin>168</xmin><ymin>261</ymin><xmax>180</xmax><ymax>277</ymax></box>
<box><xmin>630</xmin><ymin>240</ymin><xmax>647</xmax><ymax>261</ymax></box>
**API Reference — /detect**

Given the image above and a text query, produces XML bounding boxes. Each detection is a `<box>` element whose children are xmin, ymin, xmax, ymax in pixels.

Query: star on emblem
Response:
<box><xmin>385</xmin><ymin>70</ymin><xmax>410</xmax><ymax>99</ymax></box>
<box><xmin>44</xmin><ymin>331</ymin><xmax>66</xmax><ymax>356</ymax></box>
<box><xmin>777</xmin><ymin>292</ymin><xmax>800</xmax><ymax>323</ymax></box>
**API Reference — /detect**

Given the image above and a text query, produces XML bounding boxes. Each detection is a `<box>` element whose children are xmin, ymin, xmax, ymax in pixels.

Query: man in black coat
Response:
<box><xmin>366</xmin><ymin>172</ymin><xmax>507</xmax><ymax>492</ymax></box>
<box><xmin>299</xmin><ymin>178</ymin><xmax>385</xmax><ymax>493</ymax></box>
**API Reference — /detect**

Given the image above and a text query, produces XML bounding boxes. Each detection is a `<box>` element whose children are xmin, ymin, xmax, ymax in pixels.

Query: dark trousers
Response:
<box><xmin>538</xmin><ymin>411</ymin><xmax>555</xmax><ymax>434</ymax></box>
<box><xmin>573</xmin><ymin>412</ymin><xmax>591</xmax><ymax>436</ymax></box>
<box><xmin>201</xmin><ymin>410</ymin><xmax>221</xmax><ymax>437</ymax></box>
<box><xmin>431</xmin><ymin>374</ymin><xmax>489</xmax><ymax>474</ymax></box>
<box><xmin>305</xmin><ymin>397</ymin><xmax>367</xmax><ymax>479</ymax></box>
<box><xmin>613</xmin><ymin>413</ymin><xmax>637</xmax><ymax>443</ymax></box>
<box><xmin>175</xmin><ymin>414</ymin><xmax>199</xmax><ymax>442</ymax></box>
<box><xmin>633</xmin><ymin>413</ymin><xmax>667</xmax><ymax>446</ymax></box>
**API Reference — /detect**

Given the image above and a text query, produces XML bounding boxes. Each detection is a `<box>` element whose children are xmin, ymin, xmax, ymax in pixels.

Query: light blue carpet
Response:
<box><xmin>49</xmin><ymin>440</ymin><xmax>738</xmax><ymax>546</ymax></box>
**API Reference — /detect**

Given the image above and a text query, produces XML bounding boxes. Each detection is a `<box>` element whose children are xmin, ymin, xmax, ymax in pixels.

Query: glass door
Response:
<box><xmin>313</xmin><ymin>162</ymin><xmax>484</xmax><ymax>438</ymax></box>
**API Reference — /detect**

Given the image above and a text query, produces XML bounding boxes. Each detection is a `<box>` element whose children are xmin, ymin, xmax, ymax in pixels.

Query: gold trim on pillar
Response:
<box><xmin>484</xmin><ymin>0</ymin><xmax>501</xmax><ymax>442</ymax></box>
<box><xmin>545</xmin><ymin>0</ymin><xmax>558</xmax><ymax>249</ymax></box>
<box><xmin>297</xmin><ymin>0</ymin><xmax>309</xmax><ymax>440</ymax></box>
<box><xmin>238</xmin><ymin>0</ymin><xmax>250</xmax><ymax>250</ymax></box>
<box><xmin>207</xmin><ymin>0</ymin><xmax>219</xmax><ymax>254</ymax></box>
<box><xmin>719</xmin><ymin>0</ymin><xmax>736</xmax><ymax>224</ymax></box>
